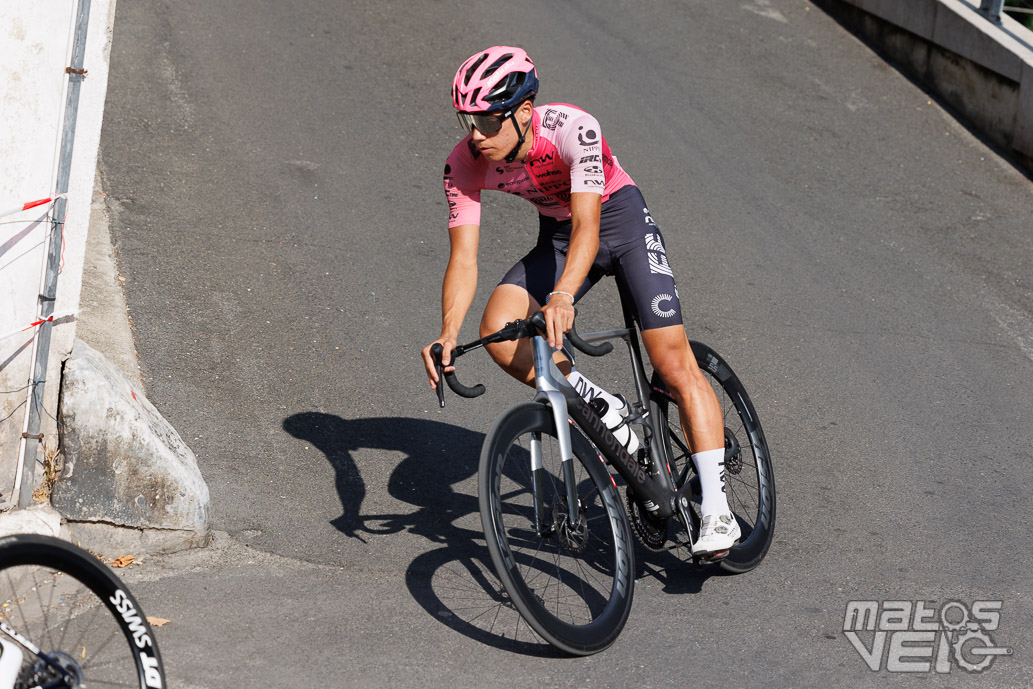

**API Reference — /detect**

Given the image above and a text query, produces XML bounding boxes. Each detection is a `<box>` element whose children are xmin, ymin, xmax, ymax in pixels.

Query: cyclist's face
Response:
<box><xmin>464</xmin><ymin>101</ymin><xmax>532</xmax><ymax>162</ymax></box>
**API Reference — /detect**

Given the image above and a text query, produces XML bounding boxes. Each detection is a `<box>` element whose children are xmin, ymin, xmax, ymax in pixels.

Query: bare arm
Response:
<box><xmin>421</xmin><ymin>224</ymin><xmax>479</xmax><ymax>387</ymax></box>
<box><xmin>541</xmin><ymin>192</ymin><xmax>602</xmax><ymax>349</ymax></box>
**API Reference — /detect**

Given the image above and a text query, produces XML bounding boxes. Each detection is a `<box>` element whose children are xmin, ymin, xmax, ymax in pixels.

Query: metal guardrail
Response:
<box><xmin>981</xmin><ymin>0</ymin><xmax>1033</xmax><ymax>22</ymax></box>
<box><xmin>980</xmin><ymin>0</ymin><xmax>1005</xmax><ymax>22</ymax></box>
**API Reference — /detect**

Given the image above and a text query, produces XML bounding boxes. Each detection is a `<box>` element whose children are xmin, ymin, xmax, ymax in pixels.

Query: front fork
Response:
<box><xmin>531</xmin><ymin>389</ymin><xmax>580</xmax><ymax>535</ymax></box>
<box><xmin>528</xmin><ymin>335</ymin><xmax>582</xmax><ymax>535</ymax></box>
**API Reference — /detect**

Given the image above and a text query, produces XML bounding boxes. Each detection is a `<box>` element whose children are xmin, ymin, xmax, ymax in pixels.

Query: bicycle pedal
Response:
<box><xmin>694</xmin><ymin>549</ymin><xmax>730</xmax><ymax>565</ymax></box>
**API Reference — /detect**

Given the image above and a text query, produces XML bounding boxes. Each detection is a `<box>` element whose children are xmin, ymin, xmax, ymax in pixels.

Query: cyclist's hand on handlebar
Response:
<box><xmin>541</xmin><ymin>293</ymin><xmax>575</xmax><ymax>350</ymax></box>
<box><xmin>422</xmin><ymin>336</ymin><xmax>456</xmax><ymax>389</ymax></box>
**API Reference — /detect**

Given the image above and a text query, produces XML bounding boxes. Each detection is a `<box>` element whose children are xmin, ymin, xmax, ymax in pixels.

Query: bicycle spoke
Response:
<box><xmin>0</xmin><ymin>535</ymin><xmax>166</xmax><ymax>688</ymax></box>
<box><xmin>653</xmin><ymin>346</ymin><xmax>775</xmax><ymax>572</ymax></box>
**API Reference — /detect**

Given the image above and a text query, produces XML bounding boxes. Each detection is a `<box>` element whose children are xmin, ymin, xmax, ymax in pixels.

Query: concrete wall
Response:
<box><xmin>0</xmin><ymin>0</ymin><xmax>117</xmax><ymax>507</ymax></box>
<box><xmin>814</xmin><ymin>0</ymin><xmax>1033</xmax><ymax>174</ymax></box>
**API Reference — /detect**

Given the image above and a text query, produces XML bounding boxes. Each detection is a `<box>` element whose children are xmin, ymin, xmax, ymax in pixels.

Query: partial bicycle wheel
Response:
<box><xmin>0</xmin><ymin>533</ymin><xmax>165</xmax><ymax>689</ymax></box>
<box><xmin>650</xmin><ymin>342</ymin><xmax>776</xmax><ymax>573</ymax></box>
<box><xmin>478</xmin><ymin>402</ymin><xmax>635</xmax><ymax>655</ymax></box>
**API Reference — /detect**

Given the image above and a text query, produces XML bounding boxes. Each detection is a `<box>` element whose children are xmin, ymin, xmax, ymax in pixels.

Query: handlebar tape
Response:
<box><xmin>430</xmin><ymin>343</ymin><xmax>486</xmax><ymax>401</ymax></box>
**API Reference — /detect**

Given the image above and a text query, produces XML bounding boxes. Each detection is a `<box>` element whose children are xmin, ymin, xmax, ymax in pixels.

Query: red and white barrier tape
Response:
<box><xmin>0</xmin><ymin>194</ymin><xmax>66</xmax><ymax>221</ymax></box>
<box><xmin>0</xmin><ymin>311</ymin><xmax>76</xmax><ymax>343</ymax></box>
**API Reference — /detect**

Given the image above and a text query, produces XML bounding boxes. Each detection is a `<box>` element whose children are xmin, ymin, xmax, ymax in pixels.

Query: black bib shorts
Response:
<box><xmin>499</xmin><ymin>185</ymin><xmax>684</xmax><ymax>331</ymax></box>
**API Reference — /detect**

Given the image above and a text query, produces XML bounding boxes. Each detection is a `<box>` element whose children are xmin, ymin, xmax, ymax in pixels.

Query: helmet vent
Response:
<box><xmin>486</xmin><ymin>73</ymin><xmax>519</xmax><ymax>102</ymax></box>
<box><xmin>481</xmin><ymin>53</ymin><xmax>513</xmax><ymax>79</ymax></box>
<box><xmin>463</xmin><ymin>53</ymin><xmax>489</xmax><ymax>86</ymax></box>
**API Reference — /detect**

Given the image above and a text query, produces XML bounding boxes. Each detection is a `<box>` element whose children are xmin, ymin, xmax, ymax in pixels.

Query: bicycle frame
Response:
<box><xmin>528</xmin><ymin>329</ymin><xmax>698</xmax><ymax>542</ymax></box>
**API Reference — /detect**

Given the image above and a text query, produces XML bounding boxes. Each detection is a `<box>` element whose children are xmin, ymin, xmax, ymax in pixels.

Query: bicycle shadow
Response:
<box><xmin>282</xmin><ymin>412</ymin><xmax>717</xmax><ymax>654</ymax></box>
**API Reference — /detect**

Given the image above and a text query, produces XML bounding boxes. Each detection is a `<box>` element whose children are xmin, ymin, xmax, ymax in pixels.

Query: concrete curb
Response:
<box><xmin>0</xmin><ymin>504</ymin><xmax>61</xmax><ymax>538</ymax></box>
<box><xmin>815</xmin><ymin>0</ymin><xmax>1033</xmax><ymax>175</ymax></box>
<box><xmin>0</xmin><ymin>173</ymin><xmax>210</xmax><ymax>554</ymax></box>
<box><xmin>77</xmin><ymin>172</ymin><xmax>144</xmax><ymax>387</ymax></box>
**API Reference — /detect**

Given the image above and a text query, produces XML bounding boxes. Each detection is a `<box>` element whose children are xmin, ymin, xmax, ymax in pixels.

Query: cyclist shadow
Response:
<box><xmin>283</xmin><ymin>412</ymin><xmax>562</xmax><ymax>655</ymax></box>
<box><xmin>283</xmin><ymin>412</ymin><xmax>717</xmax><ymax>655</ymax></box>
<box><xmin>281</xmin><ymin>412</ymin><xmax>482</xmax><ymax>544</ymax></box>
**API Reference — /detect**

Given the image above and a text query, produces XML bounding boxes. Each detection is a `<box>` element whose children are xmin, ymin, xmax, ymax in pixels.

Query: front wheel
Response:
<box><xmin>479</xmin><ymin>402</ymin><xmax>635</xmax><ymax>655</ymax></box>
<box><xmin>651</xmin><ymin>343</ymin><xmax>776</xmax><ymax>573</ymax></box>
<box><xmin>0</xmin><ymin>533</ymin><xmax>166</xmax><ymax>689</ymax></box>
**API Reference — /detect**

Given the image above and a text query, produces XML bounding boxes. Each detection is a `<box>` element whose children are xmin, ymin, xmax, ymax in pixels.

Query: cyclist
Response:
<box><xmin>421</xmin><ymin>46</ymin><xmax>739</xmax><ymax>556</ymax></box>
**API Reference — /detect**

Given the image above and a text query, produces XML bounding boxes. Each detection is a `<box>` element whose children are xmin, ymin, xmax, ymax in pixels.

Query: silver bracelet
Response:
<box><xmin>546</xmin><ymin>291</ymin><xmax>575</xmax><ymax>303</ymax></box>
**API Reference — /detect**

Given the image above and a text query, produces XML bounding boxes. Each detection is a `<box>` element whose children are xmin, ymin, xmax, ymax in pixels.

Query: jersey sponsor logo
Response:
<box><xmin>542</xmin><ymin>109</ymin><xmax>569</xmax><ymax>130</ymax></box>
<box><xmin>584</xmin><ymin>179</ymin><xmax>604</xmax><ymax>186</ymax></box>
<box><xmin>579</xmin><ymin>155</ymin><xmax>601</xmax><ymax>164</ymax></box>
<box><xmin>496</xmin><ymin>176</ymin><xmax>529</xmax><ymax>189</ymax></box>
<box><xmin>643</xmin><ymin>207</ymin><xmax>658</xmax><ymax>227</ymax></box>
<box><xmin>645</xmin><ymin>232</ymin><xmax>674</xmax><ymax>277</ymax></box>
<box><xmin>577</xmin><ymin>126</ymin><xmax>599</xmax><ymax>147</ymax></box>
<box><xmin>443</xmin><ymin>163</ymin><xmax>451</xmax><ymax>176</ymax></box>
<box><xmin>651</xmin><ymin>293</ymin><xmax>677</xmax><ymax>318</ymax></box>
<box><xmin>531</xmin><ymin>152</ymin><xmax>556</xmax><ymax>166</ymax></box>
<box><xmin>528</xmin><ymin>196</ymin><xmax>561</xmax><ymax>207</ymax></box>
<box><xmin>583</xmin><ymin>165</ymin><xmax>603</xmax><ymax>175</ymax></box>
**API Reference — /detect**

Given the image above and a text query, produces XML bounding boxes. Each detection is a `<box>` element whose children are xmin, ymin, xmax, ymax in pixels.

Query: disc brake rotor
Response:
<box><xmin>553</xmin><ymin>499</ymin><xmax>588</xmax><ymax>553</ymax></box>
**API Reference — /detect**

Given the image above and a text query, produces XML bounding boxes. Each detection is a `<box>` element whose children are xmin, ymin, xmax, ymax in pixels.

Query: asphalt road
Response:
<box><xmin>98</xmin><ymin>0</ymin><xmax>1033</xmax><ymax>686</ymax></box>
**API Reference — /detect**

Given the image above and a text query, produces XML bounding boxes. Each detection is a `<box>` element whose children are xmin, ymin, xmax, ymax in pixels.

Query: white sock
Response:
<box><xmin>692</xmin><ymin>448</ymin><xmax>729</xmax><ymax>517</ymax></box>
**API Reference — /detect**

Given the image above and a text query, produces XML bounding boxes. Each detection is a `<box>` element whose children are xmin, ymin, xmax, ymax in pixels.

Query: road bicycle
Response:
<box><xmin>430</xmin><ymin>312</ymin><xmax>775</xmax><ymax>655</ymax></box>
<box><xmin>0</xmin><ymin>533</ymin><xmax>166</xmax><ymax>688</ymax></box>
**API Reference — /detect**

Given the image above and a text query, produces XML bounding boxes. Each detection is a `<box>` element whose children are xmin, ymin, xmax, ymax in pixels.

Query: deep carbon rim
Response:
<box><xmin>652</xmin><ymin>343</ymin><xmax>776</xmax><ymax>572</ymax></box>
<box><xmin>479</xmin><ymin>403</ymin><xmax>635</xmax><ymax>655</ymax></box>
<box><xmin>0</xmin><ymin>534</ymin><xmax>165</xmax><ymax>689</ymax></box>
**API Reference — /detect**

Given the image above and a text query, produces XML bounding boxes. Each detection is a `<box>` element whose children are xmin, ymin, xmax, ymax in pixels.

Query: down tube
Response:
<box><xmin>563</xmin><ymin>389</ymin><xmax>674</xmax><ymax>518</ymax></box>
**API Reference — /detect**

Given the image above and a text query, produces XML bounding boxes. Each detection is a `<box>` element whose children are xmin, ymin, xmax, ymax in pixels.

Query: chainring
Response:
<box><xmin>625</xmin><ymin>488</ymin><xmax>669</xmax><ymax>551</ymax></box>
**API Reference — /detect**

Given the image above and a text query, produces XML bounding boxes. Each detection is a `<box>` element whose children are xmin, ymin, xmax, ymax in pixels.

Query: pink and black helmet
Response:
<box><xmin>452</xmin><ymin>46</ymin><xmax>539</xmax><ymax>114</ymax></box>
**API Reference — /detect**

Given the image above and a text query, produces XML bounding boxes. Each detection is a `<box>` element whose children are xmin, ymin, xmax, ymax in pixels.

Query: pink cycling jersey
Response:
<box><xmin>443</xmin><ymin>103</ymin><xmax>636</xmax><ymax>229</ymax></box>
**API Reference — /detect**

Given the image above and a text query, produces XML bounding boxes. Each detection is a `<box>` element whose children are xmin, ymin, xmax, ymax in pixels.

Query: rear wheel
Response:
<box><xmin>0</xmin><ymin>534</ymin><xmax>165</xmax><ymax>689</ymax></box>
<box><xmin>651</xmin><ymin>343</ymin><xmax>775</xmax><ymax>572</ymax></box>
<box><xmin>479</xmin><ymin>402</ymin><xmax>635</xmax><ymax>655</ymax></box>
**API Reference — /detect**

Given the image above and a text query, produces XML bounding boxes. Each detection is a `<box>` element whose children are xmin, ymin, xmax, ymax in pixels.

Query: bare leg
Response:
<box><xmin>640</xmin><ymin>325</ymin><xmax>723</xmax><ymax>453</ymax></box>
<box><xmin>480</xmin><ymin>284</ymin><xmax>571</xmax><ymax>385</ymax></box>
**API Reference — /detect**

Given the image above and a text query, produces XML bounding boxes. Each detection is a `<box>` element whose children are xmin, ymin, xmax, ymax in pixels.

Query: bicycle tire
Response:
<box><xmin>650</xmin><ymin>343</ymin><xmax>776</xmax><ymax>573</ymax></box>
<box><xmin>479</xmin><ymin>402</ymin><xmax>635</xmax><ymax>655</ymax></box>
<box><xmin>0</xmin><ymin>533</ymin><xmax>166</xmax><ymax>689</ymax></box>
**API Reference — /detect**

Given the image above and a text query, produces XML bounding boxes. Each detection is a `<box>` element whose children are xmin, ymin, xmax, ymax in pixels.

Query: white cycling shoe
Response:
<box><xmin>691</xmin><ymin>513</ymin><xmax>741</xmax><ymax>557</ymax></box>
